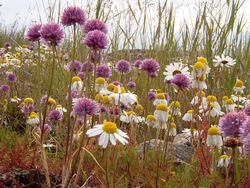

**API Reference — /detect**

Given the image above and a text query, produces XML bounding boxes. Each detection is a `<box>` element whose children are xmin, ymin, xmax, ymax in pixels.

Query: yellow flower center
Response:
<box><xmin>24</xmin><ymin>97</ymin><xmax>34</xmax><ymax>104</ymax></box>
<box><xmin>107</xmin><ymin>83</ymin><xmax>116</xmax><ymax>91</ymax></box>
<box><xmin>102</xmin><ymin>96</ymin><xmax>110</xmax><ymax>104</ymax></box>
<box><xmin>48</xmin><ymin>98</ymin><xmax>56</xmax><ymax>105</ymax></box>
<box><xmin>30</xmin><ymin>112</ymin><xmax>38</xmax><ymax>119</ymax></box>
<box><xmin>187</xmin><ymin>109</ymin><xmax>194</xmax><ymax>114</ymax></box>
<box><xmin>113</xmin><ymin>86</ymin><xmax>126</xmax><ymax>93</ymax></box>
<box><xmin>95</xmin><ymin>77</ymin><xmax>106</xmax><ymax>85</ymax></box>
<box><xmin>220</xmin><ymin>154</ymin><xmax>230</xmax><ymax>159</ymax></box>
<box><xmin>156</xmin><ymin>89</ymin><xmax>162</xmax><ymax>93</ymax></box>
<box><xmin>56</xmin><ymin>104</ymin><xmax>62</xmax><ymax>108</ymax></box>
<box><xmin>247</xmin><ymin>94</ymin><xmax>250</xmax><ymax>100</ymax></box>
<box><xmin>146</xmin><ymin>115</ymin><xmax>156</xmax><ymax>121</ymax></box>
<box><xmin>199</xmin><ymin>74</ymin><xmax>206</xmax><ymax>81</ymax></box>
<box><xmin>95</xmin><ymin>94</ymin><xmax>104</xmax><ymax>101</ymax></box>
<box><xmin>156</xmin><ymin>104</ymin><xmax>168</xmax><ymax>112</ymax></box>
<box><xmin>135</xmin><ymin>104</ymin><xmax>144</xmax><ymax>113</ymax></box>
<box><xmin>235</xmin><ymin>79</ymin><xmax>243</xmax><ymax>87</ymax></box>
<box><xmin>226</xmin><ymin>99</ymin><xmax>234</xmax><ymax>105</ymax></box>
<box><xmin>156</xmin><ymin>93</ymin><xmax>165</xmax><ymax>99</ymax></box>
<box><xmin>127</xmin><ymin>111</ymin><xmax>136</xmax><ymax>116</ymax></box>
<box><xmin>102</xmin><ymin>122</ymin><xmax>118</xmax><ymax>134</ymax></box>
<box><xmin>222</xmin><ymin>96</ymin><xmax>229</xmax><ymax>101</ymax></box>
<box><xmin>194</xmin><ymin>61</ymin><xmax>205</xmax><ymax>69</ymax></box>
<box><xmin>207</xmin><ymin>127</ymin><xmax>221</xmax><ymax>135</ymax></box>
<box><xmin>171</xmin><ymin>101</ymin><xmax>181</xmax><ymax>108</ymax></box>
<box><xmin>170</xmin><ymin>122</ymin><xmax>176</xmax><ymax>128</ymax></box>
<box><xmin>206</xmin><ymin>95</ymin><xmax>217</xmax><ymax>102</ymax></box>
<box><xmin>197</xmin><ymin>57</ymin><xmax>208</xmax><ymax>64</ymax></box>
<box><xmin>72</xmin><ymin>76</ymin><xmax>81</xmax><ymax>82</ymax></box>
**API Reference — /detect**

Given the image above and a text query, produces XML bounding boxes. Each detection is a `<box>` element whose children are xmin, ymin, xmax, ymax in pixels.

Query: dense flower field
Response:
<box><xmin>0</xmin><ymin>0</ymin><xmax>250</xmax><ymax>187</ymax></box>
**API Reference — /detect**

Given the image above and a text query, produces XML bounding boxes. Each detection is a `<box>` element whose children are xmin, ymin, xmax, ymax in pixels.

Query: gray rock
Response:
<box><xmin>169</xmin><ymin>143</ymin><xmax>195</xmax><ymax>162</ymax></box>
<box><xmin>137</xmin><ymin>139</ymin><xmax>165</xmax><ymax>153</ymax></box>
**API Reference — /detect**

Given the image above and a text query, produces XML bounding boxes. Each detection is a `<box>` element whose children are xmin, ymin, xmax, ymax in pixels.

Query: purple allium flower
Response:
<box><xmin>134</xmin><ymin>60</ymin><xmax>143</xmax><ymax>68</ymax></box>
<box><xmin>171</xmin><ymin>74</ymin><xmax>190</xmax><ymax>89</ymax></box>
<box><xmin>71</xmin><ymin>91</ymin><xmax>79</xmax><ymax>98</ymax></box>
<box><xmin>41</xmin><ymin>124</ymin><xmax>52</xmax><ymax>134</ymax></box>
<box><xmin>21</xmin><ymin>104</ymin><xmax>35</xmax><ymax>114</ymax></box>
<box><xmin>66</xmin><ymin>60</ymin><xmax>82</xmax><ymax>72</ymax></box>
<box><xmin>27</xmin><ymin>45</ymin><xmax>34</xmax><ymax>51</ymax></box>
<box><xmin>84</xmin><ymin>19</ymin><xmax>108</xmax><ymax>34</ymax></box>
<box><xmin>244</xmin><ymin>105</ymin><xmax>250</xmax><ymax>116</ymax></box>
<box><xmin>115</xmin><ymin>60</ymin><xmax>132</xmax><ymax>74</ymax></box>
<box><xmin>100</xmin><ymin>105</ymin><xmax>108</xmax><ymax>113</ymax></box>
<box><xmin>164</xmin><ymin>93</ymin><xmax>170</xmax><ymax>102</ymax></box>
<box><xmin>240</xmin><ymin>117</ymin><xmax>250</xmax><ymax>140</ymax></box>
<box><xmin>140</xmin><ymin>58</ymin><xmax>160</xmax><ymax>74</ymax></box>
<box><xmin>40</xmin><ymin>23</ymin><xmax>64</xmax><ymax>46</ymax></box>
<box><xmin>77</xmin><ymin>72</ymin><xmax>85</xmax><ymax>80</ymax></box>
<box><xmin>4</xmin><ymin>42</ymin><xmax>11</xmax><ymax>49</ymax></box>
<box><xmin>112</xmin><ymin>80</ymin><xmax>123</xmax><ymax>86</ymax></box>
<box><xmin>83</xmin><ymin>30</ymin><xmax>108</xmax><ymax>49</ymax></box>
<box><xmin>49</xmin><ymin>110</ymin><xmax>62</xmax><ymax>121</ymax></box>
<box><xmin>219</xmin><ymin>111</ymin><xmax>247</xmax><ymax>137</ymax></box>
<box><xmin>148</xmin><ymin>91</ymin><xmax>157</xmax><ymax>101</ymax></box>
<box><xmin>26</xmin><ymin>24</ymin><xmax>42</xmax><ymax>42</ymax></box>
<box><xmin>40</xmin><ymin>95</ymin><xmax>47</xmax><ymax>105</ymax></box>
<box><xmin>61</xmin><ymin>6</ymin><xmax>86</xmax><ymax>26</ymax></box>
<box><xmin>96</xmin><ymin>64</ymin><xmax>112</xmax><ymax>79</ymax></box>
<box><xmin>0</xmin><ymin>84</ymin><xmax>10</xmax><ymax>93</ymax></box>
<box><xmin>73</xmin><ymin>97</ymin><xmax>99</xmax><ymax>116</ymax></box>
<box><xmin>6</xmin><ymin>72</ymin><xmax>17</xmax><ymax>82</ymax></box>
<box><xmin>149</xmin><ymin>71</ymin><xmax>158</xmax><ymax>78</ymax></box>
<box><xmin>90</xmin><ymin>50</ymin><xmax>103</xmax><ymax>63</ymax></box>
<box><xmin>242</xmin><ymin>133</ymin><xmax>250</xmax><ymax>154</ymax></box>
<box><xmin>127</xmin><ymin>81</ymin><xmax>136</xmax><ymax>89</ymax></box>
<box><xmin>81</xmin><ymin>62</ymin><xmax>94</xmax><ymax>72</ymax></box>
<box><xmin>109</xmin><ymin>107</ymin><xmax>120</xmax><ymax>115</ymax></box>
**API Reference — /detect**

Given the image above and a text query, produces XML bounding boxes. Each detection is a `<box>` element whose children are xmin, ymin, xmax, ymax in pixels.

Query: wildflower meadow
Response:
<box><xmin>1</xmin><ymin>0</ymin><xmax>250</xmax><ymax>187</ymax></box>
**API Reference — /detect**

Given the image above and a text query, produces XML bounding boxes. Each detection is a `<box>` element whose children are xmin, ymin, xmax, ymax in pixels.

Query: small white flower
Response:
<box><xmin>206</xmin><ymin>126</ymin><xmax>223</xmax><ymax>147</ymax></box>
<box><xmin>163</xmin><ymin>62</ymin><xmax>190</xmax><ymax>81</ymax></box>
<box><xmin>27</xmin><ymin>112</ymin><xmax>40</xmax><ymax>125</ymax></box>
<box><xmin>213</xmin><ymin>54</ymin><xmax>236</xmax><ymax>68</ymax></box>
<box><xmin>217</xmin><ymin>155</ymin><xmax>230</xmax><ymax>167</ymax></box>
<box><xmin>120</xmin><ymin>111</ymin><xmax>144</xmax><ymax>124</ymax></box>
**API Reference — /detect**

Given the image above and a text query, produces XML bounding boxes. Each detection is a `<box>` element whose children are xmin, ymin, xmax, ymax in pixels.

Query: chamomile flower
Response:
<box><xmin>206</xmin><ymin>126</ymin><xmax>223</xmax><ymax>147</ymax></box>
<box><xmin>169</xmin><ymin>101</ymin><xmax>181</xmax><ymax>116</ymax></box>
<box><xmin>27</xmin><ymin>112</ymin><xmax>40</xmax><ymax>125</ymax></box>
<box><xmin>233</xmin><ymin>79</ymin><xmax>245</xmax><ymax>94</ymax></box>
<box><xmin>71</xmin><ymin>76</ymin><xmax>83</xmax><ymax>93</ymax></box>
<box><xmin>86</xmin><ymin>121</ymin><xmax>129</xmax><ymax>148</ymax></box>
<box><xmin>205</xmin><ymin>103</ymin><xmax>224</xmax><ymax>117</ymax></box>
<box><xmin>56</xmin><ymin>104</ymin><xmax>67</xmax><ymax>115</ymax></box>
<box><xmin>146</xmin><ymin>115</ymin><xmax>156</xmax><ymax>126</ymax></box>
<box><xmin>163</xmin><ymin>62</ymin><xmax>190</xmax><ymax>81</ymax></box>
<box><xmin>154</xmin><ymin>103</ymin><xmax>169</xmax><ymax>122</ymax></box>
<box><xmin>182</xmin><ymin>128</ymin><xmax>199</xmax><ymax>138</ymax></box>
<box><xmin>10</xmin><ymin>96</ymin><xmax>21</xmax><ymax>103</ymax></box>
<box><xmin>120</xmin><ymin>111</ymin><xmax>144</xmax><ymax>124</ymax></box>
<box><xmin>153</xmin><ymin>93</ymin><xmax>168</xmax><ymax>106</ymax></box>
<box><xmin>191</xmin><ymin>91</ymin><xmax>206</xmax><ymax>106</ymax></box>
<box><xmin>213</xmin><ymin>54</ymin><xmax>236</xmax><ymax>68</ymax></box>
<box><xmin>224</xmin><ymin>99</ymin><xmax>236</xmax><ymax>112</ymax></box>
<box><xmin>182</xmin><ymin>110</ymin><xmax>194</xmax><ymax>122</ymax></box>
<box><xmin>191</xmin><ymin>74</ymin><xmax>207</xmax><ymax>90</ymax></box>
<box><xmin>217</xmin><ymin>154</ymin><xmax>230</xmax><ymax>167</ymax></box>
<box><xmin>95</xmin><ymin>77</ymin><xmax>107</xmax><ymax>92</ymax></box>
<box><xmin>169</xmin><ymin>122</ymin><xmax>177</xmax><ymax>136</ymax></box>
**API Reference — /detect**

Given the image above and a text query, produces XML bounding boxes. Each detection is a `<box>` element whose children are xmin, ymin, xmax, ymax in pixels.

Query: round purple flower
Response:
<box><xmin>0</xmin><ymin>84</ymin><xmax>10</xmax><ymax>93</ymax></box>
<box><xmin>81</xmin><ymin>62</ymin><xmax>94</xmax><ymax>72</ymax></box>
<box><xmin>26</xmin><ymin>24</ymin><xmax>42</xmax><ymax>42</ymax></box>
<box><xmin>100</xmin><ymin>105</ymin><xmax>108</xmax><ymax>113</ymax></box>
<box><xmin>147</xmin><ymin>91</ymin><xmax>156</xmax><ymax>101</ymax></box>
<box><xmin>40</xmin><ymin>95</ymin><xmax>47</xmax><ymax>105</ymax></box>
<box><xmin>109</xmin><ymin>107</ymin><xmax>120</xmax><ymax>115</ymax></box>
<box><xmin>164</xmin><ymin>93</ymin><xmax>170</xmax><ymax>102</ymax></box>
<box><xmin>242</xmin><ymin>133</ymin><xmax>250</xmax><ymax>154</ymax></box>
<box><xmin>149</xmin><ymin>71</ymin><xmax>158</xmax><ymax>78</ymax></box>
<box><xmin>21</xmin><ymin>104</ymin><xmax>35</xmax><ymax>114</ymax></box>
<box><xmin>83</xmin><ymin>30</ymin><xmax>108</xmax><ymax>49</ymax></box>
<box><xmin>49</xmin><ymin>110</ymin><xmax>62</xmax><ymax>121</ymax></box>
<box><xmin>140</xmin><ymin>58</ymin><xmax>160</xmax><ymax>74</ymax></box>
<box><xmin>115</xmin><ymin>60</ymin><xmax>132</xmax><ymax>74</ymax></box>
<box><xmin>61</xmin><ymin>6</ymin><xmax>86</xmax><ymax>26</ymax></box>
<box><xmin>71</xmin><ymin>91</ymin><xmax>79</xmax><ymax>99</ymax></box>
<box><xmin>41</xmin><ymin>124</ymin><xmax>52</xmax><ymax>135</ymax></box>
<box><xmin>219</xmin><ymin>111</ymin><xmax>247</xmax><ymax>138</ymax></box>
<box><xmin>4</xmin><ymin>42</ymin><xmax>11</xmax><ymax>49</ymax></box>
<box><xmin>66</xmin><ymin>60</ymin><xmax>82</xmax><ymax>72</ymax></box>
<box><xmin>127</xmin><ymin>81</ymin><xmax>136</xmax><ymax>89</ymax></box>
<box><xmin>240</xmin><ymin>117</ymin><xmax>250</xmax><ymax>140</ymax></box>
<box><xmin>112</xmin><ymin>80</ymin><xmax>123</xmax><ymax>86</ymax></box>
<box><xmin>96</xmin><ymin>64</ymin><xmax>112</xmax><ymax>79</ymax></box>
<box><xmin>244</xmin><ymin>105</ymin><xmax>250</xmax><ymax>116</ymax></box>
<box><xmin>40</xmin><ymin>23</ymin><xmax>64</xmax><ymax>46</ymax></box>
<box><xmin>73</xmin><ymin>97</ymin><xmax>99</xmax><ymax>116</ymax></box>
<box><xmin>77</xmin><ymin>72</ymin><xmax>85</xmax><ymax>80</ymax></box>
<box><xmin>134</xmin><ymin>60</ymin><xmax>143</xmax><ymax>68</ymax></box>
<box><xmin>84</xmin><ymin>19</ymin><xmax>108</xmax><ymax>34</ymax></box>
<box><xmin>6</xmin><ymin>72</ymin><xmax>17</xmax><ymax>82</ymax></box>
<box><xmin>171</xmin><ymin>74</ymin><xmax>190</xmax><ymax>89</ymax></box>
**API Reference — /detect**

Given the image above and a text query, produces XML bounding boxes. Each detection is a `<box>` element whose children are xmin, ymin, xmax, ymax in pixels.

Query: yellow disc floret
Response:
<box><xmin>127</xmin><ymin>111</ymin><xmax>136</xmax><ymax>116</ymax></box>
<box><xmin>95</xmin><ymin>94</ymin><xmax>104</xmax><ymax>101</ymax></box>
<box><xmin>222</xmin><ymin>96</ymin><xmax>229</xmax><ymax>101</ymax></box>
<box><xmin>113</xmin><ymin>86</ymin><xmax>126</xmax><ymax>93</ymax></box>
<box><xmin>207</xmin><ymin>126</ymin><xmax>221</xmax><ymax>135</ymax></box>
<box><xmin>197</xmin><ymin>57</ymin><xmax>208</xmax><ymax>64</ymax></box>
<box><xmin>95</xmin><ymin>77</ymin><xmax>106</xmax><ymax>85</ymax></box>
<box><xmin>102</xmin><ymin>122</ymin><xmax>118</xmax><ymax>134</ymax></box>
<box><xmin>107</xmin><ymin>83</ymin><xmax>116</xmax><ymax>91</ymax></box>
<box><xmin>146</xmin><ymin>115</ymin><xmax>156</xmax><ymax>121</ymax></box>
<box><xmin>194</xmin><ymin>61</ymin><xmax>205</xmax><ymax>69</ymax></box>
<box><xmin>156</xmin><ymin>93</ymin><xmax>165</xmax><ymax>99</ymax></box>
<box><xmin>156</xmin><ymin>104</ymin><xmax>168</xmax><ymax>112</ymax></box>
<box><xmin>187</xmin><ymin>109</ymin><xmax>194</xmax><ymax>114</ymax></box>
<box><xmin>206</xmin><ymin>95</ymin><xmax>217</xmax><ymax>102</ymax></box>
<box><xmin>171</xmin><ymin>101</ymin><xmax>181</xmax><ymax>108</ymax></box>
<box><xmin>24</xmin><ymin>97</ymin><xmax>34</xmax><ymax>104</ymax></box>
<box><xmin>226</xmin><ymin>99</ymin><xmax>234</xmax><ymax>105</ymax></box>
<box><xmin>220</xmin><ymin>154</ymin><xmax>230</xmax><ymax>159</ymax></box>
<box><xmin>235</xmin><ymin>79</ymin><xmax>243</xmax><ymax>87</ymax></box>
<box><xmin>72</xmin><ymin>76</ymin><xmax>81</xmax><ymax>82</ymax></box>
<box><xmin>48</xmin><ymin>98</ymin><xmax>56</xmax><ymax>105</ymax></box>
<box><xmin>170</xmin><ymin>122</ymin><xmax>176</xmax><ymax>128</ymax></box>
<box><xmin>30</xmin><ymin>112</ymin><xmax>38</xmax><ymax>118</ymax></box>
<box><xmin>135</xmin><ymin>104</ymin><xmax>144</xmax><ymax>113</ymax></box>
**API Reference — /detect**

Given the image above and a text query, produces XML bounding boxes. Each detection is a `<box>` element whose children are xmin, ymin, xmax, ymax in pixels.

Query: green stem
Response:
<box><xmin>105</xmin><ymin>148</ymin><xmax>110</xmax><ymax>188</ymax></box>
<box><xmin>92</xmin><ymin>48</ymin><xmax>97</xmax><ymax>99</ymax></box>
<box><xmin>233</xmin><ymin>146</ymin><xmax>241</xmax><ymax>188</ymax></box>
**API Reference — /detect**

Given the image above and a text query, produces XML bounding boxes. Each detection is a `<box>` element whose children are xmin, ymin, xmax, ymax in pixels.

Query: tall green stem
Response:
<box><xmin>233</xmin><ymin>146</ymin><xmax>241</xmax><ymax>188</ymax></box>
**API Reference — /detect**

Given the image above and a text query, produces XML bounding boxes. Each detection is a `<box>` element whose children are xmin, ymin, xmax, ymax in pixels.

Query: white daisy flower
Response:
<box><xmin>217</xmin><ymin>154</ymin><xmax>230</xmax><ymax>168</ymax></box>
<box><xmin>10</xmin><ymin>96</ymin><xmax>21</xmax><ymax>103</ymax></box>
<box><xmin>154</xmin><ymin>104</ymin><xmax>169</xmax><ymax>122</ymax></box>
<box><xmin>27</xmin><ymin>112</ymin><xmax>40</xmax><ymax>125</ymax></box>
<box><xmin>169</xmin><ymin>122</ymin><xmax>177</xmax><ymax>136</ymax></box>
<box><xmin>86</xmin><ymin>121</ymin><xmax>129</xmax><ymax>148</ymax></box>
<box><xmin>169</xmin><ymin>101</ymin><xmax>181</xmax><ymax>116</ymax></box>
<box><xmin>206</xmin><ymin>126</ymin><xmax>223</xmax><ymax>147</ymax></box>
<box><xmin>95</xmin><ymin>77</ymin><xmax>107</xmax><ymax>93</ymax></box>
<box><xmin>120</xmin><ymin>111</ymin><xmax>144</xmax><ymax>124</ymax></box>
<box><xmin>182</xmin><ymin>110</ymin><xmax>194</xmax><ymax>122</ymax></box>
<box><xmin>153</xmin><ymin>93</ymin><xmax>168</xmax><ymax>106</ymax></box>
<box><xmin>191</xmin><ymin>78</ymin><xmax>207</xmax><ymax>90</ymax></box>
<box><xmin>224</xmin><ymin>99</ymin><xmax>236</xmax><ymax>112</ymax></box>
<box><xmin>163</xmin><ymin>62</ymin><xmax>190</xmax><ymax>81</ymax></box>
<box><xmin>56</xmin><ymin>104</ymin><xmax>67</xmax><ymax>115</ymax></box>
<box><xmin>191</xmin><ymin>91</ymin><xmax>206</xmax><ymax>106</ymax></box>
<box><xmin>71</xmin><ymin>76</ymin><xmax>83</xmax><ymax>93</ymax></box>
<box><xmin>233</xmin><ymin>79</ymin><xmax>245</xmax><ymax>94</ymax></box>
<box><xmin>213</xmin><ymin>54</ymin><xmax>236</xmax><ymax>68</ymax></box>
<box><xmin>146</xmin><ymin>115</ymin><xmax>156</xmax><ymax>127</ymax></box>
